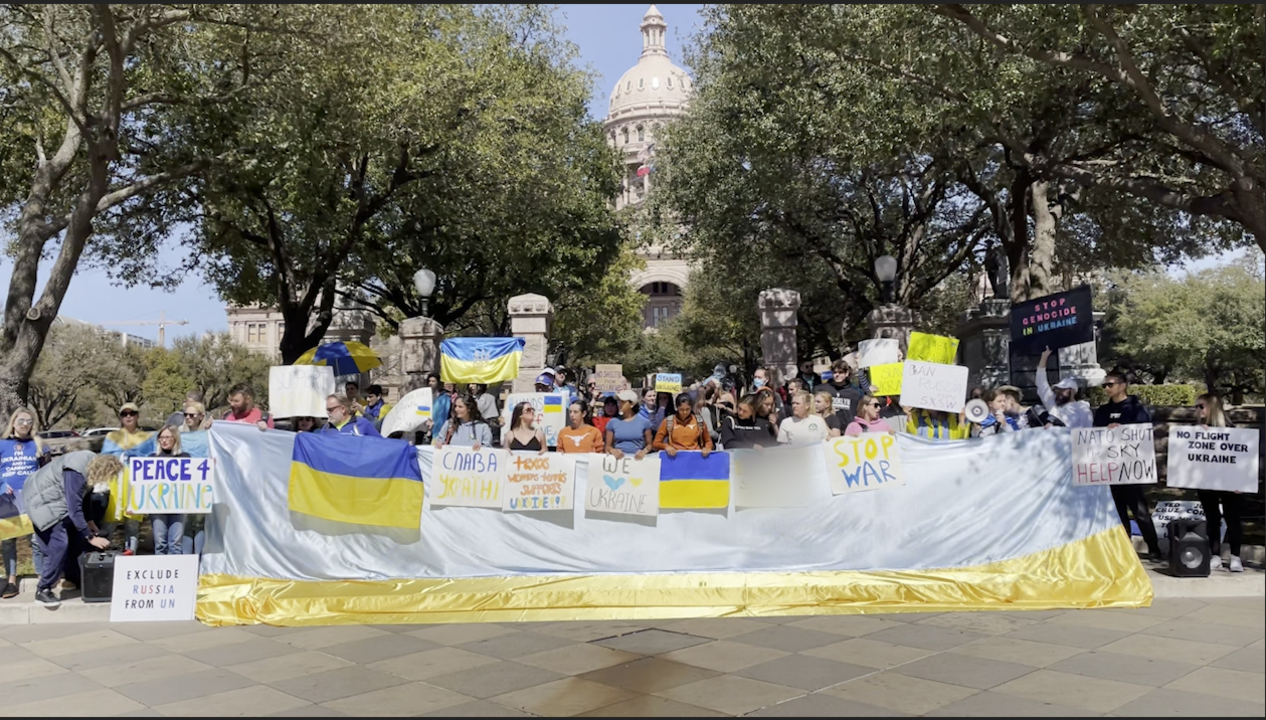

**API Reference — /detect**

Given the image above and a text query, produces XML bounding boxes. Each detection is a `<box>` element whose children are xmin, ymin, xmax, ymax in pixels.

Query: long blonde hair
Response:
<box><xmin>1197</xmin><ymin>394</ymin><xmax>1228</xmax><ymax>428</ymax></box>
<box><xmin>2</xmin><ymin>407</ymin><xmax>44</xmax><ymax>455</ymax></box>
<box><xmin>156</xmin><ymin>424</ymin><xmax>183</xmax><ymax>455</ymax></box>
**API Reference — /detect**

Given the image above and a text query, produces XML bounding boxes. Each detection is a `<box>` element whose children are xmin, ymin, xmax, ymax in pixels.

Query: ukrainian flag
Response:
<box><xmin>288</xmin><ymin>432</ymin><xmax>424</xmax><ymax>529</ymax></box>
<box><xmin>542</xmin><ymin>395</ymin><xmax>563</xmax><ymax>416</ymax></box>
<box><xmin>659</xmin><ymin>452</ymin><xmax>730</xmax><ymax>509</ymax></box>
<box><xmin>0</xmin><ymin>493</ymin><xmax>33</xmax><ymax>541</ymax></box>
<box><xmin>440</xmin><ymin>337</ymin><xmax>526</xmax><ymax>385</ymax></box>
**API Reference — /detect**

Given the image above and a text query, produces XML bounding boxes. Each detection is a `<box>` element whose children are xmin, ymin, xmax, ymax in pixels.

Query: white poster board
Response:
<box><xmin>858</xmin><ymin>339</ymin><xmax>900</xmax><ymax>369</ymax></box>
<box><xmin>126</xmin><ymin>457</ymin><xmax>213</xmax><ymax>514</ymax></box>
<box><xmin>501</xmin><ymin>392</ymin><xmax>567</xmax><ymax>447</ymax></box>
<box><xmin>594</xmin><ymin>365</ymin><xmax>625</xmax><ymax>393</ymax></box>
<box><xmin>269</xmin><ymin>365</ymin><xmax>336</xmax><ymax>419</ymax></box>
<box><xmin>1166</xmin><ymin>426</ymin><xmax>1259</xmax><ymax>493</ymax></box>
<box><xmin>585</xmin><ymin>453</ymin><xmax>660</xmax><ymax>517</ymax></box>
<box><xmin>504</xmin><ymin>453</ymin><xmax>576</xmax><ymax>512</ymax></box>
<box><xmin>822</xmin><ymin>435</ymin><xmax>905</xmax><ymax>495</ymax></box>
<box><xmin>109</xmin><ymin>555</ymin><xmax>200</xmax><ymax>622</ymax></box>
<box><xmin>899</xmin><ymin>361</ymin><xmax>969</xmax><ymax>413</ymax></box>
<box><xmin>431</xmin><ymin>447</ymin><xmax>506</xmax><ymax>508</ymax></box>
<box><xmin>732</xmin><ymin>446</ymin><xmax>826</xmax><ymax>508</ymax></box>
<box><xmin>380</xmin><ymin>388</ymin><xmax>434</xmax><ymax>438</ymax></box>
<box><xmin>1072</xmin><ymin>424</ymin><xmax>1157</xmax><ymax>486</ymax></box>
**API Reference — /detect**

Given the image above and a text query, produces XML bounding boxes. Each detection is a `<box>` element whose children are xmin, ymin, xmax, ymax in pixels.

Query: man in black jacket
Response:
<box><xmin>1093</xmin><ymin>372</ymin><xmax>1162</xmax><ymax>563</ymax></box>
<box><xmin>814</xmin><ymin>359</ymin><xmax>863</xmax><ymax>429</ymax></box>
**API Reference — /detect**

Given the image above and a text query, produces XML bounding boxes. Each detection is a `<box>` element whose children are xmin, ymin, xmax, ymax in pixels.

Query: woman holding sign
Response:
<box><xmin>506</xmin><ymin>402</ymin><xmax>548</xmax><ymax>454</ymax></box>
<box><xmin>653</xmin><ymin>394</ymin><xmax>713</xmax><ymax>457</ymax></box>
<box><xmin>148</xmin><ymin>425</ymin><xmax>190</xmax><ymax>556</ymax></box>
<box><xmin>433</xmin><ymin>395</ymin><xmax>493</xmax><ymax>451</ymax></box>
<box><xmin>2</xmin><ymin>407</ymin><xmax>48</xmax><ymax>599</ymax></box>
<box><xmin>1193</xmin><ymin>395</ymin><xmax>1245</xmax><ymax>572</ymax></box>
<box><xmin>606</xmin><ymin>390</ymin><xmax>653</xmax><ymax>461</ymax></box>
<box><xmin>558</xmin><ymin>400</ymin><xmax>604</xmax><ymax>454</ymax></box>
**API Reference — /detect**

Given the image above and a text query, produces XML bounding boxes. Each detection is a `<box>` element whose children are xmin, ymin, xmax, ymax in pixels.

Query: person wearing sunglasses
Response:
<box><xmin>1192</xmin><ymin>395</ymin><xmax>1245</xmax><ymax>572</ymax></box>
<box><xmin>100</xmin><ymin>403</ymin><xmax>151</xmax><ymax>555</ymax></box>
<box><xmin>845</xmin><ymin>395</ymin><xmax>895</xmax><ymax>436</ymax></box>
<box><xmin>1093</xmin><ymin>371</ymin><xmax>1162</xmax><ymax>563</ymax></box>
<box><xmin>2</xmin><ymin>407</ymin><xmax>49</xmax><ymax>599</ymax></box>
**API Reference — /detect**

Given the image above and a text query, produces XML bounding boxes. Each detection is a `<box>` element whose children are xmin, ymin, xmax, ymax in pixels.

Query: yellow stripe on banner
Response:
<box><xmin>0</xmin><ymin>513</ymin><xmax>34</xmax><ymax>541</ymax></box>
<box><xmin>441</xmin><ymin>352</ymin><xmax>521</xmax><ymax>385</ymax></box>
<box><xmin>660</xmin><ymin>480</ymin><xmax>730</xmax><ymax>509</ymax></box>
<box><xmin>287</xmin><ymin>464</ymin><xmax>424</xmax><ymax>529</ymax></box>
<box><xmin>196</xmin><ymin>526</ymin><xmax>1152</xmax><ymax>627</ymax></box>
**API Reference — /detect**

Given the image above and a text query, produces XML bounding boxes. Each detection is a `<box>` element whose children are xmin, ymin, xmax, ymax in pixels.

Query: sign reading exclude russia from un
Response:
<box><xmin>1009</xmin><ymin>285</ymin><xmax>1094</xmax><ymax>356</ymax></box>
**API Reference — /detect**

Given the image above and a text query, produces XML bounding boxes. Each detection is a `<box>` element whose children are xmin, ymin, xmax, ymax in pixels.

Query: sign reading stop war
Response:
<box><xmin>1072</xmin><ymin>424</ymin><xmax>1157</xmax><ymax>486</ymax></box>
<box><xmin>899</xmin><ymin>361</ymin><xmax>968</xmax><ymax>413</ymax></box>
<box><xmin>822</xmin><ymin>434</ymin><xmax>905</xmax><ymax>495</ymax></box>
<box><xmin>1009</xmin><ymin>285</ymin><xmax>1095</xmax><ymax>356</ymax></box>
<box><xmin>1166</xmin><ymin>426</ymin><xmax>1259</xmax><ymax>493</ymax></box>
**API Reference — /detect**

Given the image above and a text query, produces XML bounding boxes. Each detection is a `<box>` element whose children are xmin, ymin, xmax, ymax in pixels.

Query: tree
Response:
<box><xmin>164</xmin><ymin>334</ymin><xmax>270</xmax><ymax>414</ymax></box>
<box><xmin>1102</xmin><ymin>256</ymin><xmax>1265</xmax><ymax>403</ymax></box>
<box><xmin>0</xmin><ymin>4</ymin><xmax>286</xmax><ymax>416</ymax></box>
<box><xmin>26</xmin><ymin>322</ymin><xmax>145</xmax><ymax>428</ymax></box>
<box><xmin>550</xmin><ymin>245</ymin><xmax>647</xmax><ymax>368</ymax></box>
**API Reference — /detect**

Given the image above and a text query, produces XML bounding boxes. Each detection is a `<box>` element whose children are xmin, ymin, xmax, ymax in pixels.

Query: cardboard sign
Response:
<box><xmin>585</xmin><ymin>453</ymin><xmax>660</xmax><ymax>517</ymax></box>
<box><xmin>109</xmin><ymin>555</ymin><xmax>200</xmax><ymax>622</ymax></box>
<box><xmin>431</xmin><ymin>447</ymin><xmax>506</xmax><ymax>508</ymax></box>
<box><xmin>899</xmin><ymin>361</ymin><xmax>969</xmax><ymax>413</ymax></box>
<box><xmin>1072</xmin><ymin>424</ymin><xmax>1157</xmax><ymax>486</ymax></box>
<box><xmin>1010</xmin><ymin>285</ymin><xmax>1095</xmax><ymax>356</ymax></box>
<box><xmin>732</xmin><ymin>446</ymin><xmax>826</xmax><ymax>508</ymax></box>
<box><xmin>823</xmin><ymin>435</ymin><xmax>905</xmax><ymax>495</ymax></box>
<box><xmin>868</xmin><ymin>363</ymin><xmax>904</xmax><ymax>396</ymax></box>
<box><xmin>126</xmin><ymin>457</ymin><xmax>214</xmax><ymax>514</ymax></box>
<box><xmin>380</xmin><ymin>388</ymin><xmax>433</xmax><ymax>438</ymax></box>
<box><xmin>594</xmin><ymin>365</ymin><xmax>625</xmax><ymax>393</ymax></box>
<box><xmin>655</xmin><ymin>373</ymin><xmax>683</xmax><ymax>394</ymax></box>
<box><xmin>503</xmin><ymin>453</ymin><xmax>576</xmax><ymax>511</ymax></box>
<box><xmin>501</xmin><ymin>392</ymin><xmax>567</xmax><ymax>447</ymax></box>
<box><xmin>1166</xmin><ymin>426</ymin><xmax>1259</xmax><ymax>493</ymax></box>
<box><xmin>858</xmin><ymin>339</ymin><xmax>900</xmax><ymax>369</ymax></box>
<box><xmin>269</xmin><ymin>365</ymin><xmax>336</xmax><ymax>419</ymax></box>
<box><xmin>907</xmin><ymin>332</ymin><xmax>959</xmax><ymax>365</ymax></box>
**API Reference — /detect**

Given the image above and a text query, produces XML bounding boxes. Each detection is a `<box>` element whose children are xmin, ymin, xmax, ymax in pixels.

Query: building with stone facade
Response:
<box><xmin>225</xmin><ymin>297</ymin><xmax>375</xmax><ymax>363</ymax></box>
<box><xmin>606</xmin><ymin>5</ymin><xmax>695</xmax><ymax>330</ymax></box>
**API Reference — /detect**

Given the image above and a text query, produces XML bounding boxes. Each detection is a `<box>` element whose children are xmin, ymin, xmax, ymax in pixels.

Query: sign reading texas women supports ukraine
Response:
<box><xmin>287</xmin><ymin>432</ymin><xmax>424</xmax><ymax>527</ymax></box>
<box><xmin>503</xmin><ymin>453</ymin><xmax>575</xmax><ymax>512</ymax></box>
<box><xmin>440</xmin><ymin>337</ymin><xmax>525</xmax><ymax>385</ymax></box>
<box><xmin>1010</xmin><ymin>285</ymin><xmax>1095</xmax><ymax>356</ymax></box>
<box><xmin>127</xmin><ymin>457</ymin><xmax>214</xmax><ymax>514</ymax></box>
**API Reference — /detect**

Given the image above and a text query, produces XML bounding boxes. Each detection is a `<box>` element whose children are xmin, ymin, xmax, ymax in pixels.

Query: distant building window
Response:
<box><xmin>247</xmin><ymin>323</ymin><xmax>259</xmax><ymax>343</ymax></box>
<box><xmin>638</xmin><ymin>78</ymin><xmax>644</xmax><ymax>89</ymax></box>
<box><xmin>637</xmin><ymin>126</ymin><xmax>645</xmax><ymax>142</ymax></box>
<box><xmin>667</xmin><ymin>76</ymin><xmax>673</xmax><ymax>88</ymax></box>
<box><xmin>652</xmin><ymin>77</ymin><xmax>660</xmax><ymax>90</ymax></box>
<box><xmin>622</xmin><ymin>128</ymin><xmax>629</xmax><ymax>144</ymax></box>
<box><xmin>626</xmin><ymin>80</ymin><xmax>631</xmax><ymax>92</ymax></box>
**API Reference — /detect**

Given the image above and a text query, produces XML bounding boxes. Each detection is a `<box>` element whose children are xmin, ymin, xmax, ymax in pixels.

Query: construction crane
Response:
<box><xmin>99</xmin><ymin>310</ymin><xmax>189</xmax><ymax>348</ymax></box>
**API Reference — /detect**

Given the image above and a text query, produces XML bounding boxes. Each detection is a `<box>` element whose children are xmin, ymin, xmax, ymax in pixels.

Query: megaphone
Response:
<box><xmin>964</xmin><ymin>399</ymin><xmax>990</xmax><ymax>424</ymax></box>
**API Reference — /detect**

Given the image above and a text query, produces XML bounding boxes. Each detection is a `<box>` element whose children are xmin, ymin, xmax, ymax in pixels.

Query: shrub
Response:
<box><xmin>1088</xmin><ymin>384</ymin><xmax>1198</xmax><ymax>408</ymax></box>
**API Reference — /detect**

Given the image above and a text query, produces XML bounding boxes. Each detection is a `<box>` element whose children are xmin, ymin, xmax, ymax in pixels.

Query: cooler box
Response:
<box><xmin>79</xmin><ymin>551</ymin><xmax>116</xmax><ymax>603</ymax></box>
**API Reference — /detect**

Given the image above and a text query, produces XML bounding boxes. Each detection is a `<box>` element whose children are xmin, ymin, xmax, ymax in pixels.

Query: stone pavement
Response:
<box><xmin>1</xmin><ymin>596</ymin><xmax>1262</xmax><ymax>717</ymax></box>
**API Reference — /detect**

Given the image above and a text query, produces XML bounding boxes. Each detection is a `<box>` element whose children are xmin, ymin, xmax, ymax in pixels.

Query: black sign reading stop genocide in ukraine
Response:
<box><xmin>1009</xmin><ymin>285</ymin><xmax>1095</xmax><ymax>356</ymax></box>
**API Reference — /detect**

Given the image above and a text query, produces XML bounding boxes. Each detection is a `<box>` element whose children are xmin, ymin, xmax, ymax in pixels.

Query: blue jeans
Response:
<box><xmin>2</xmin><ymin>536</ymin><xmax>43</xmax><ymax>579</ymax></box>
<box><xmin>182</xmin><ymin>514</ymin><xmax>205</xmax><ymax>556</ymax></box>
<box><xmin>34</xmin><ymin>519</ymin><xmax>86</xmax><ymax>593</ymax></box>
<box><xmin>150</xmin><ymin>514</ymin><xmax>185</xmax><ymax>555</ymax></box>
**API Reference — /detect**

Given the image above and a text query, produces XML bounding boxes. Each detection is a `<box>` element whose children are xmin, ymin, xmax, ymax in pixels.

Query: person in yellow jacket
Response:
<box><xmin>905</xmin><ymin>408</ymin><xmax>971</xmax><ymax>441</ymax></box>
<box><xmin>99</xmin><ymin>403</ymin><xmax>151</xmax><ymax>555</ymax></box>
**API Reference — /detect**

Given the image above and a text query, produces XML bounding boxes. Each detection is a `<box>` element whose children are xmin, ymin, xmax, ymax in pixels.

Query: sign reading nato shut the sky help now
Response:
<box><xmin>1072</xmin><ymin>424</ymin><xmax>1157</xmax><ymax>486</ymax></box>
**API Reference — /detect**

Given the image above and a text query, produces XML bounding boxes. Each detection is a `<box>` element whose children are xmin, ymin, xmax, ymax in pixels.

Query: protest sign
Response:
<box><xmin>269</xmin><ymin>365</ymin><xmax>336</xmax><ymax>419</ymax></box>
<box><xmin>1072</xmin><ymin>424</ymin><xmax>1157</xmax><ymax>486</ymax></box>
<box><xmin>109</xmin><ymin>555</ymin><xmax>200</xmax><ymax>622</ymax></box>
<box><xmin>1166</xmin><ymin>426</ymin><xmax>1259</xmax><ymax>493</ymax></box>
<box><xmin>127</xmin><ymin>457</ymin><xmax>213</xmax><ymax>514</ymax></box>
<box><xmin>380</xmin><ymin>388</ymin><xmax>433</xmax><ymax>438</ymax></box>
<box><xmin>823</xmin><ymin>435</ymin><xmax>905</xmax><ymax>495</ymax></box>
<box><xmin>504</xmin><ymin>453</ymin><xmax>576</xmax><ymax>511</ymax></box>
<box><xmin>655</xmin><ymin>373</ymin><xmax>683</xmax><ymax>394</ymax></box>
<box><xmin>732</xmin><ymin>446</ymin><xmax>825</xmax><ymax>508</ymax></box>
<box><xmin>431</xmin><ymin>447</ymin><xmax>506</xmax><ymax>508</ymax></box>
<box><xmin>1010</xmin><ymin>285</ymin><xmax>1095</xmax><ymax>356</ymax></box>
<box><xmin>594</xmin><ymin>365</ymin><xmax>625</xmax><ymax>393</ymax></box>
<box><xmin>907</xmin><ymin>332</ymin><xmax>959</xmax><ymax>365</ymax></box>
<box><xmin>858</xmin><ymin>339</ymin><xmax>900</xmax><ymax>369</ymax></box>
<box><xmin>501</xmin><ymin>392</ymin><xmax>567</xmax><ymax>447</ymax></box>
<box><xmin>585</xmin><ymin>453</ymin><xmax>660</xmax><ymax>517</ymax></box>
<box><xmin>868</xmin><ymin>362</ymin><xmax>904</xmax><ymax>396</ymax></box>
<box><xmin>899</xmin><ymin>361</ymin><xmax>969</xmax><ymax>413</ymax></box>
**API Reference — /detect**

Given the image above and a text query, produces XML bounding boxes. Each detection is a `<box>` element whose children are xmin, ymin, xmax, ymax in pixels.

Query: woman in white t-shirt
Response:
<box><xmin>777</xmin><ymin>391</ymin><xmax>829</xmax><ymax>445</ymax></box>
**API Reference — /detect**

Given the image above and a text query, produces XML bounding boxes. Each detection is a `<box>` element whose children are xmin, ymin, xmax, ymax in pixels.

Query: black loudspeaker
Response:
<box><xmin>1167</xmin><ymin>519</ymin><xmax>1211</xmax><ymax>577</ymax></box>
<box><xmin>78</xmin><ymin>551</ymin><xmax>117</xmax><ymax>603</ymax></box>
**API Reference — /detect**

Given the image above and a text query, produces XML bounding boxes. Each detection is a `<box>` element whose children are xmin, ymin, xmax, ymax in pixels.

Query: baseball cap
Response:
<box><xmin>616</xmin><ymin>389</ymin><xmax>639</xmax><ymax>404</ymax></box>
<box><xmin>535</xmin><ymin>373</ymin><xmax>554</xmax><ymax>386</ymax></box>
<box><xmin>1054</xmin><ymin>377</ymin><xmax>1079</xmax><ymax>390</ymax></box>
<box><xmin>118</xmin><ymin>402</ymin><xmax>140</xmax><ymax>414</ymax></box>
<box><xmin>541</xmin><ymin>367</ymin><xmax>557</xmax><ymax>376</ymax></box>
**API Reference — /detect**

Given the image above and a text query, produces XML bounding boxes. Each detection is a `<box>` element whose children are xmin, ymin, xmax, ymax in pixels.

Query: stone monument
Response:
<box><xmin>757</xmin><ymin>288</ymin><xmax>801</xmax><ymax>384</ymax></box>
<box><xmin>399</xmin><ymin>316</ymin><xmax>444</xmax><ymax>393</ymax></box>
<box><xmin>509</xmin><ymin>293</ymin><xmax>553</xmax><ymax>393</ymax></box>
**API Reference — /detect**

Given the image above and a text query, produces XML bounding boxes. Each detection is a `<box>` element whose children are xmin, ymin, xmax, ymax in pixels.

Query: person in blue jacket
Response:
<box><xmin>2</xmin><ymin>407</ymin><xmax>49</xmax><ymax>598</ymax></box>
<box><xmin>1093</xmin><ymin>371</ymin><xmax>1162</xmax><ymax>563</ymax></box>
<box><xmin>322</xmin><ymin>395</ymin><xmax>381</xmax><ymax>437</ymax></box>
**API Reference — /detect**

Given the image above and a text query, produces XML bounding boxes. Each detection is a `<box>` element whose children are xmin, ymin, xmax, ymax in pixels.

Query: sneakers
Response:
<box><xmin>122</xmin><ymin>549</ymin><xmax>135</xmax><ymax>556</ymax></box>
<box><xmin>1229</xmin><ymin>556</ymin><xmax>1244</xmax><ymax>573</ymax></box>
<box><xmin>1210</xmin><ymin>555</ymin><xmax>1223</xmax><ymax>570</ymax></box>
<box><xmin>35</xmin><ymin>588</ymin><xmax>60</xmax><ymax>608</ymax></box>
<box><xmin>1148</xmin><ymin>550</ymin><xmax>1165</xmax><ymax>565</ymax></box>
<box><xmin>1</xmin><ymin>581</ymin><xmax>17</xmax><ymax>599</ymax></box>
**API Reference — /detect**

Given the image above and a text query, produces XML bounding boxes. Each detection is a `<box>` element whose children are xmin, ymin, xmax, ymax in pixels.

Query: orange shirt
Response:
<box><xmin>557</xmin><ymin>424</ymin><xmax>605</xmax><ymax>453</ymax></box>
<box><xmin>653</xmin><ymin>413</ymin><xmax>714</xmax><ymax>451</ymax></box>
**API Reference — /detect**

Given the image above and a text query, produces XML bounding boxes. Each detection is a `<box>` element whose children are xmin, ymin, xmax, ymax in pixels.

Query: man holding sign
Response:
<box><xmin>1093</xmin><ymin>372</ymin><xmax>1162</xmax><ymax>563</ymax></box>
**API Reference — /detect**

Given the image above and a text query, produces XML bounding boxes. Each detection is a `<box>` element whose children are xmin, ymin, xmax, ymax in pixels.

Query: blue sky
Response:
<box><xmin>1</xmin><ymin>4</ymin><xmax>705</xmax><ymax>345</ymax></box>
<box><xmin>1</xmin><ymin>3</ymin><xmax>1246</xmax><ymax>344</ymax></box>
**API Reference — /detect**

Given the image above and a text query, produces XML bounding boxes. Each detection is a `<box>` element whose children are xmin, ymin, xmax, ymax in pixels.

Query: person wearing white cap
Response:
<box><xmin>1037</xmin><ymin>348</ymin><xmax>1094</xmax><ymax>428</ymax></box>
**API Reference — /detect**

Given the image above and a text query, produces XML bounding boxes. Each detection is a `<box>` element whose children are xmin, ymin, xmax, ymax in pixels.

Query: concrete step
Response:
<box><xmin>0</xmin><ymin>580</ymin><xmax>111</xmax><ymax>625</ymax></box>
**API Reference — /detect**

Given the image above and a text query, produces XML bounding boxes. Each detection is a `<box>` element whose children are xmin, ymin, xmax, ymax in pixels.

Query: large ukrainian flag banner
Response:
<box><xmin>440</xmin><ymin>337</ymin><xmax>525</xmax><ymax>385</ymax></box>
<box><xmin>659</xmin><ymin>451</ymin><xmax>730</xmax><ymax>509</ymax></box>
<box><xmin>287</xmin><ymin>432</ymin><xmax>424</xmax><ymax>529</ymax></box>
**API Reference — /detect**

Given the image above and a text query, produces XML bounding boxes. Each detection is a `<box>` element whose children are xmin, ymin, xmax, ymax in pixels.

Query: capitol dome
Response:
<box><xmin>607</xmin><ymin>5</ymin><xmax>692</xmax><ymax>122</ymax></box>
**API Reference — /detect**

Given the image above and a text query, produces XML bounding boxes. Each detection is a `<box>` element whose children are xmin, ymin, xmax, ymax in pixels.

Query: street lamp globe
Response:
<box><xmin>874</xmin><ymin>255</ymin><xmax>897</xmax><ymax>304</ymax></box>
<box><xmin>413</xmin><ymin>268</ymin><xmax>436</xmax><ymax>298</ymax></box>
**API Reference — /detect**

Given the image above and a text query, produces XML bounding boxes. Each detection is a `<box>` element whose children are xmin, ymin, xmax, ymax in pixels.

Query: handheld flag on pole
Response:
<box><xmin>440</xmin><ymin>337</ymin><xmax>526</xmax><ymax>385</ymax></box>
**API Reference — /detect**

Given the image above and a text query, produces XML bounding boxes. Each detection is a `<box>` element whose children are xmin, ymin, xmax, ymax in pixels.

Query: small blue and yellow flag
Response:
<box><xmin>659</xmin><ymin>452</ymin><xmax>730</xmax><ymax>509</ymax></box>
<box><xmin>542</xmin><ymin>395</ymin><xmax>563</xmax><ymax>416</ymax></box>
<box><xmin>0</xmin><ymin>493</ymin><xmax>33</xmax><ymax>541</ymax></box>
<box><xmin>288</xmin><ymin>432</ymin><xmax>423</xmax><ymax>529</ymax></box>
<box><xmin>440</xmin><ymin>337</ymin><xmax>526</xmax><ymax>385</ymax></box>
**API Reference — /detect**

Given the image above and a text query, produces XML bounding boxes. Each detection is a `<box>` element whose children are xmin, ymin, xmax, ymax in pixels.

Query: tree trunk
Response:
<box><xmin>1006</xmin><ymin>169</ymin><xmax>1032</xmax><ymax>304</ymax></box>
<box><xmin>1027</xmin><ymin>179</ymin><xmax>1057</xmax><ymax>299</ymax></box>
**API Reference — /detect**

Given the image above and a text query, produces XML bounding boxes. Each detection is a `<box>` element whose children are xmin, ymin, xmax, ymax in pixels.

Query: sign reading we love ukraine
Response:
<box><xmin>585</xmin><ymin>453</ymin><xmax>660</xmax><ymax>518</ymax></box>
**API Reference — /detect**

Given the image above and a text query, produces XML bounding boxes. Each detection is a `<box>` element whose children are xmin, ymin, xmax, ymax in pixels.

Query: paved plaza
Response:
<box><xmin>2</xmin><ymin>592</ymin><xmax>1262</xmax><ymax>717</ymax></box>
